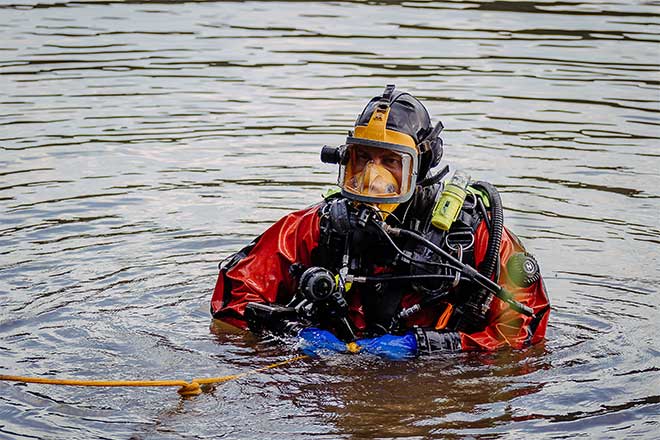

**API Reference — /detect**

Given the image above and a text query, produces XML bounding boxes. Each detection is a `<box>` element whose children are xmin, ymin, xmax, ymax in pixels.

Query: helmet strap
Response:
<box><xmin>381</xmin><ymin>84</ymin><xmax>396</xmax><ymax>103</ymax></box>
<box><xmin>418</xmin><ymin>120</ymin><xmax>444</xmax><ymax>155</ymax></box>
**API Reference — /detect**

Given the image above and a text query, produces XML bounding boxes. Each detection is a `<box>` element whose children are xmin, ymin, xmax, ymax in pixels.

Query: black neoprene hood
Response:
<box><xmin>353</xmin><ymin>88</ymin><xmax>443</xmax><ymax>182</ymax></box>
<box><xmin>355</xmin><ymin>91</ymin><xmax>434</xmax><ymax>145</ymax></box>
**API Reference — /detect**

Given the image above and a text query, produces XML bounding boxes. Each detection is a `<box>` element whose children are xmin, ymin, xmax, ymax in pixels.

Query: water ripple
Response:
<box><xmin>0</xmin><ymin>0</ymin><xmax>658</xmax><ymax>438</ymax></box>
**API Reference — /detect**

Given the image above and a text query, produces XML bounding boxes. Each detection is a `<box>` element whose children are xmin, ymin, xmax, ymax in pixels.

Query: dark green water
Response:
<box><xmin>1</xmin><ymin>1</ymin><xmax>658</xmax><ymax>438</ymax></box>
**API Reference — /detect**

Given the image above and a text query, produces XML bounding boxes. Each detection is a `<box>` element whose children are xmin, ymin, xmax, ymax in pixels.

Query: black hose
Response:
<box><xmin>471</xmin><ymin>181</ymin><xmax>503</xmax><ymax>280</ymax></box>
<box><xmin>379</xmin><ymin>223</ymin><xmax>534</xmax><ymax>317</ymax></box>
<box><xmin>353</xmin><ymin>274</ymin><xmax>456</xmax><ymax>283</ymax></box>
<box><xmin>373</xmin><ymin>217</ymin><xmax>463</xmax><ymax>272</ymax></box>
<box><xmin>417</xmin><ymin>164</ymin><xmax>450</xmax><ymax>187</ymax></box>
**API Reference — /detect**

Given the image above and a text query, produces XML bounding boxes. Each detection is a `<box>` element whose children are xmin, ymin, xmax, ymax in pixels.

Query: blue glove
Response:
<box><xmin>356</xmin><ymin>332</ymin><xmax>418</xmax><ymax>360</ymax></box>
<box><xmin>298</xmin><ymin>327</ymin><xmax>348</xmax><ymax>355</ymax></box>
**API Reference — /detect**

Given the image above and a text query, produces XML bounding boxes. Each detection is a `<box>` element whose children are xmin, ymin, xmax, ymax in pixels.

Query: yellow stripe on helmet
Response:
<box><xmin>353</xmin><ymin>106</ymin><xmax>418</xmax><ymax>150</ymax></box>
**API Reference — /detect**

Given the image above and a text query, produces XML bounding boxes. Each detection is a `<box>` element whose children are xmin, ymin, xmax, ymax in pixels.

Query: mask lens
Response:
<box><xmin>339</xmin><ymin>144</ymin><xmax>414</xmax><ymax>201</ymax></box>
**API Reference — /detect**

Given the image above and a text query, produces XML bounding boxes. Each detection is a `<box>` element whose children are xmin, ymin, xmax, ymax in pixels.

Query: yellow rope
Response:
<box><xmin>0</xmin><ymin>355</ymin><xmax>308</xmax><ymax>397</ymax></box>
<box><xmin>192</xmin><ymin>355</ymin><xmax>308</xmax><ymax>385</ymax></box>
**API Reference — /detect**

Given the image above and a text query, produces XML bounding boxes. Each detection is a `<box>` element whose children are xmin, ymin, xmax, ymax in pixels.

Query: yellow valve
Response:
<box><xmin>334</xmin><ymin>274</ymin><xmax>352</xmax><ymax>292</ymax></box>
<box><xmin>346</xmin><ymin>342</ymin><xmax>362</xmax><ymax>353</ymax></box>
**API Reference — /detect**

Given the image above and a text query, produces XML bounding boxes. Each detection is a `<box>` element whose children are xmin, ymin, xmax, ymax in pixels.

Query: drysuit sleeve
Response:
<box><xmin>459</xmin><ymin>222</ymin><xmax>551</xmax><ymax>351</ymax></box>
<box><xmin>210</xmin><ymin>205</ymin><xmax>321</xmax><ymax>329</ymax></box>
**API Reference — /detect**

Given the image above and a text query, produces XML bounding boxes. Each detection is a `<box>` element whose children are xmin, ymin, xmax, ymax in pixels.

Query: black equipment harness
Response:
<box><xmin>312</xmin><ymin>177</ymin><xmax>518</xmax><ymax>336</ymax></box>
<box><xmin>221</xmin><ymin>178</ymin><xmax>535</xmax><ymax>342</ymax></box>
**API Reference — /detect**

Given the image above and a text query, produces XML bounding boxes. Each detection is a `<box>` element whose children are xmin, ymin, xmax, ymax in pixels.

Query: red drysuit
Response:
<box><xmin>211</xmin><ymin>204</ymin><xmax>550</xmax><ymax>351</ymax></box>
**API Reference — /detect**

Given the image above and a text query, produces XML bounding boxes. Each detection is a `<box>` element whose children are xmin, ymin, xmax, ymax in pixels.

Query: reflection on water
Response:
<box><xmin>1</xmin><ymin>0</ymin><xmax>658</xmax><ymax>438</ymax></box>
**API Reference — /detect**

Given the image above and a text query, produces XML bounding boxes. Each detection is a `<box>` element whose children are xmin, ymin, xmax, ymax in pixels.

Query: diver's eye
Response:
<box><xmin>381</xmin><ymin>155</ymin><xmax>402</xmax><ymax>173</ymax></box>
<box><xmin>383</xmin><ymin>156</ymin><xmax>401</xmax><ymax>167</ymax></box>
<box><xmin>356</xmin><ymin>150</ymin><xmax>371</xmax><ymax>165</ymax></box>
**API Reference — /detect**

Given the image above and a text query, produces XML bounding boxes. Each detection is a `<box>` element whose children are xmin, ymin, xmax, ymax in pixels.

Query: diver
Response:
<box><xmin>210</xmin><ymin>85</ymin><xmax>550</xmax><ymax>359</ymax></box>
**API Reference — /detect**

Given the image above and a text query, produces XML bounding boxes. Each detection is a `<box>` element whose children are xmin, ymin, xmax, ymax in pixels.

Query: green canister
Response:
<box><xmin>431</xmin><ymin>169</ymin><xmax>471</xmax><ymax>230</ymax></box>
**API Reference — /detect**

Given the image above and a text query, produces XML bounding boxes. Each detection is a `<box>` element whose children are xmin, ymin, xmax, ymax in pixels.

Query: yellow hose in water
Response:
<box><xmin>0</xmin><ymin>355</ymin><xmax>307</xmax><ymax>397</ymax></box>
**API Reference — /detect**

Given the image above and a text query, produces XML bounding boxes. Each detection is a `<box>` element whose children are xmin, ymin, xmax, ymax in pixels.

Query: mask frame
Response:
<box><xmin>338</xmin><ymin>138</ymin><xmax>418</xmax><ymax>205</ymax></box>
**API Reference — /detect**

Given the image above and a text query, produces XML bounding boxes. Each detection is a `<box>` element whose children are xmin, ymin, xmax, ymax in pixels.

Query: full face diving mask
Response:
<box><xmin>320</xmin><ymin>84</ymin><xmax>429</xmax><ymax>210</ymax></box>
<box><xmin>338</xmin><ymin>143</ymin><xmax>416</xmax><ymax>204</ymax></box>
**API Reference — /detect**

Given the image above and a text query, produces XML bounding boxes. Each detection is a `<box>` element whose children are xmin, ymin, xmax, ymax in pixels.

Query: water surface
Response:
<box><xmin>1</xmin><ymin>1</ymin><xmax>659</xmax><ymax>438</ymax></box>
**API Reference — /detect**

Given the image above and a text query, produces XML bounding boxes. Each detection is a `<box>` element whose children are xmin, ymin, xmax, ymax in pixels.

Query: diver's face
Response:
<box><xmin>352</xmin><ymin>145</ymin><xmax>403</xmax><ymax>187</ymax></box>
